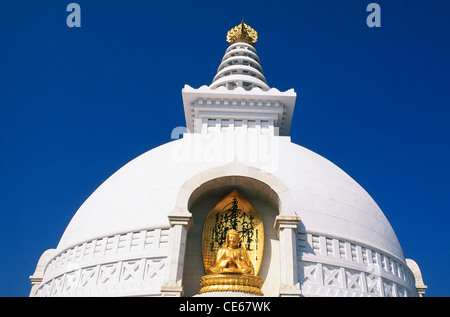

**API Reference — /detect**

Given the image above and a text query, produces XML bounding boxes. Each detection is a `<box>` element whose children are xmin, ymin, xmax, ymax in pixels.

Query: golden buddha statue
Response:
<box><xmin>210</xmin><ymin>230</ymin><xmax>254</xmax><ymax>275</ymax></box>
<box><xmin>200</xmin><ymin>229</ymin><xmax>263</xmax><ymax>295</ymax></box>
<box><xmin>199</xmin><ymin>189</ymin><xmax>264</xmax><ymax>295</ymax></box>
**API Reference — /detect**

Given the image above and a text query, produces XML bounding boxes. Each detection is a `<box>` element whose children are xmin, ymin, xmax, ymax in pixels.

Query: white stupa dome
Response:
<box><xmin>31</xmin><ymin>134</ymin><xmax>418</xmax><ymax>297</ymax></box>
<box><xmin>58</xmin><ymin>137</ymin><xmax>402</xmax><ymax>261</ymax></box>
<box><xmin>30</xmin><ymin>21</ymin><xmax>425</xmax><ymax>297</ymax></box>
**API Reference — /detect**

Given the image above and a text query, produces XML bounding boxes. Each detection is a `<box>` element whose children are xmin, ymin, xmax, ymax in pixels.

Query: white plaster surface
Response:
<box><xmin>55</xmin><ymin>134</ymin><xmax>403</xmax><ymax>261</ymax></box>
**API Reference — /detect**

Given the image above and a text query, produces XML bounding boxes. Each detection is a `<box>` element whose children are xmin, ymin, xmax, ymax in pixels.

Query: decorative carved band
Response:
<box><xmin>35</xmin><ymin>257</ymin><xmax>167</xmax><ymax>297</ymax></box>
<box><xmin>35</xmin><ymin>228</ymin><xmax>170</xmax><ymax>297</ymax></box>
<box><xmin>297</xmin><ymin>231</ymin><xmax>418</xmax><ymax>297</ymax></box>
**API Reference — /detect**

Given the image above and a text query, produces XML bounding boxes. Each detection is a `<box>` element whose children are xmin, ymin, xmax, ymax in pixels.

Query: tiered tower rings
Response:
<box><xmin>211</xmin><ymin>30</ymin><xmax>269</xmax><ymax>91</ymax></box>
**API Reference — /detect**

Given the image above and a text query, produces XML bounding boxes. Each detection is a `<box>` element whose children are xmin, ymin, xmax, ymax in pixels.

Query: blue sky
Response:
<box><xmin>0</xmin><ymin>0</ymin><xmax>449</xmax><ymax>297</ymax></box>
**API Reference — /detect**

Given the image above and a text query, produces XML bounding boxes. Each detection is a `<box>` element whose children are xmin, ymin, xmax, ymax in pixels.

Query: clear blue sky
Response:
<box><xmin>1</xmin><ymin>0</ymin><xmax>448</xmax><ymax>297</ymax></box>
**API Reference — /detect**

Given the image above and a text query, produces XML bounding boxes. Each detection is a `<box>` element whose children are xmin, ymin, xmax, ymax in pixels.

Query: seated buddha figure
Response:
<box><xmin>210</xmin><ymin>230</ymin><xmax>254</xmax><ymax>275</ymax></box>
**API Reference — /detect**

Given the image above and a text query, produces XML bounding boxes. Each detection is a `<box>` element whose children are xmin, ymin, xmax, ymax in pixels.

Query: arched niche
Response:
<box><xmin>182</xmin><ymin>175</ymin><xmax>282</xmax><ymax>297</ymax></box>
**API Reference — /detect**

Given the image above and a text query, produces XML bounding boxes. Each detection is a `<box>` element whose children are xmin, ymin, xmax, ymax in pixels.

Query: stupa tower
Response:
<box><xmin>182</xmin><ymin>21</ymin><xmax>296</xmax><ymax>137</ymax></box>
<box><xmin>210</xmin><ymin>21</ymin><xmax>269</xmax><ymax>91</ymax></box>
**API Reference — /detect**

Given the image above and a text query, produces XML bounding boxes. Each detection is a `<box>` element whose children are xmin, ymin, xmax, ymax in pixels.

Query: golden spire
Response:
<box><xmin>226</xmin><ymin>20</ymin><xmax>258</xmax><ymax>46</ymax></box>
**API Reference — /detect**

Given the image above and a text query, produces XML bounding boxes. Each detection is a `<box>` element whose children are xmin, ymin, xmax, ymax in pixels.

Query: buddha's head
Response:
<box><xmin>226</xmin><ymin>230</ymin><xmax>240</xmax><ymax>248</ymax></box>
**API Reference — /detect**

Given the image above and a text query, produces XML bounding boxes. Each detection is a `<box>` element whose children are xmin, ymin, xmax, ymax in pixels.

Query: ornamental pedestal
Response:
<box><xmin>199</xmin><ymin>273</ymin><xmax>263</xmax><ymax>296</ymax></box>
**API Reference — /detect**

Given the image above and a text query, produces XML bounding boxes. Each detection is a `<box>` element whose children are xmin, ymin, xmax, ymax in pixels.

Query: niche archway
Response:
<box><xmin>181</xmin><ymin>175</ymin><xmax>283</xmax><ymax>297</ymax></box>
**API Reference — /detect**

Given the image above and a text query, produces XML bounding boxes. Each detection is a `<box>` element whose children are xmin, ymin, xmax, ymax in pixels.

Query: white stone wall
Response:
<box><xmin>35</xmin><ymin>228</ymin><xmax>170</xmax><ymax>297</ymax></box>
<box><xmin>297</xmin><ymin>231</ymin><xmax>418</xmax><ymax>297</ymax></box>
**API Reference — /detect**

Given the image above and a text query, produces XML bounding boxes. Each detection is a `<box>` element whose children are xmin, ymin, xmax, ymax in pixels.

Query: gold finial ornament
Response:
<box><xmin>226</xmin><ymin>21</ymin><xmax>258</xmax><ymax>46</ymax></box>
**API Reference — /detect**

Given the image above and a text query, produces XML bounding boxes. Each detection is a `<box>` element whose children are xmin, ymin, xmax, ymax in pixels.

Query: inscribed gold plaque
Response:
<box><xmin>202</xmin><ymin>190</ymin><xmax>264</xmax><ymax>275</ymax></box>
